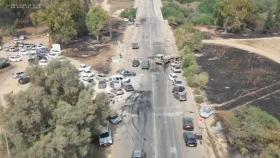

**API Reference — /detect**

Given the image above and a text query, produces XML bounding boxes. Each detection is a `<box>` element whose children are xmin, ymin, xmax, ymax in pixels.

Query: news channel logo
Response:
<box><xmin>10</xmin><ymin>3</ymin><xmax>42</xmax><ymax>9</ymax></box>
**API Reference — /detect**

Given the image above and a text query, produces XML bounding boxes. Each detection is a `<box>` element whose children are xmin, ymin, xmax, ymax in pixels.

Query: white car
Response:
<box><xmin>50</xmin><ymin>48</ymin><xmax>62</xmax><ymax>55</ymax></box>
<box><xmin>18</xmin><ymin>48</ymin><xmax>28</xmax><ymax>55</ymax></box>
<box><xmin>19</xmin><ymin>35</ymin><xmax>25</xmax><ymax>40</ymax></box>
<box><xmin>169</xmin><ymin>73</ymin><xmax>178</xmax><ymax>82</ymax></box>
<box><xmin>48</xmin><ymin>53</ymin><xmax>62</xmax><ymax>59</ymax></box>
<box><xmin>38</xmin><ymin>59</ymin><xmax>48</xmax><ymax>67</ymax></box>
<box><xmin>12</xmin><ymin>71</ymin><xmax>25</xmax><ymax>79</ymax></box>
<box><xmin>80</xmin><ymin>69</ymin><xmax>95</xmax><ymax>78</ymax></box>
<box><xmin>78</xmin><ymin>64</ymin><xmax>91</xmax><ymax>72</ymax></box>
<box><xmin>171</xmin><ymin>66</ymin><xmax>181</xmax><ymax>73</ymax></box>
<box><xmin>199</xmin><ymin>106</ymin><xmax>214</xmax><ymax>118</ymax></box>
<box><xmin>99</xmin><ymin>127</ymin><xmax>113</xmax><ymax>146</ymax></box>
<box><xmin>13</xmin><ymin>37</ymin><xmax>19</xmax><ymax>42</ymax></box>
<box><xmin>9</xmin><ymin>55</ymin><xmax>22</xmax><ymax>62</ymax></box>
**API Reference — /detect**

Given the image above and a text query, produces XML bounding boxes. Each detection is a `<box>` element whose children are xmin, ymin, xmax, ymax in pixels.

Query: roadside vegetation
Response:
<box><xmin>0</xmin><ymin>60</ymin><xmax>110</xmax><ymax>157</ymax></box>
<box><xmin>161</xmin><ymin>1</ymin><xmax>192</xmax><ymax>26</ymax></box>
<box><xmin>120</xmin><ymin>8</ymin><xmax>137</xmax><ymax>19</ymax></box>
<box><xmin>217</xmin><ymin>106</ymin><xmax>280</xmax><ymax>158</ymax></box>
<box><xmin>162</xmin><ymin>0</ymin><xmax>280</xmax><ymax>33</ymax></box>
<box><xmin>0</xmin><ymin>0</ymin><xmax>111</xmax><ymax>44</ymax></box>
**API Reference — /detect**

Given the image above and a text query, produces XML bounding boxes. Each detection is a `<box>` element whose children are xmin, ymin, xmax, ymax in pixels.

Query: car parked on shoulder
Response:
<box><xmin>172</xmin><ymin>85</ymin><xmax>185</xmax><ymax>93</ymax></box>
<box><xmin>18</xmin><ymin>76</ymin><xmax>30</xmax><ymax>85</ymax></box>
<box><xmin>174</xmin><ymin>79</ymin><xmax>183</xmax><ymax>86</ymax></box>
<box><xmin>199</xmin><ymin>106</ymin><xmax>214</xmax><ymax>118</ymax></box>
<box><xmin>124</xmin><ymin>84</ymin><xmax>134</xmax><ymax>92</ymax></box>
<box><xmin>183</xmin><ymin>132</ymin><xmax>197</xmax><ymax>147</ymax></box>
<box><xmin>132</xmin><ymin>59</ymin><xmax>140</xmax><ymax>67</ymax></box>
<box><xmin>19</xmin><ymin>35</ymin><xmax>25</xmax><ymax>40</ymax></box>
<box><xmin>169</xmin><ymin>73</ymin><xmax>178</xmax><ymax>82</ymax></box>
<box><xmin>111</xmin><ymin>75</ymin><xmax>130</xmax><ymax>83</ymax></box>
<box><xmin>171</xmin><ymin>66</ymin><xmax>181</xmax><ymax>73</ymax></box>
<box><xmin>9</xmin><ymin>55</ymin><xmax>22</xmax><ymax>62</ymax></box>
<box><xmin>78</xmin><ymin>64</ymin><xmax>91</xmax><ymax>72</ymax></box>
<box><xmin>182</xmin><ymin>117</ymin><xmax>194</xmax><ymax>131</ymax></box>
<box><xmin>132</xmin><ymin>149</ymin><xmax>146</xmax><ymax>158</ymax></box>
<box><xmin>80</xmin><ymin>69</ymin><xmax>95</xmax><ymax>79</ymax></box>
<box><xmin>99</xmin><ymin>127</ymin><xmax>113</xmax><ymax>147</ymax></box>
<box><xmin>111</xmin><ymin>88</ymin><xmax>124</xmax><ymax>95</ymax></box>
<box><xmin>120</xmin><ymin>70</ymin><xmax>136</xmax><ymax>76</ymax></box>
<box><xmin>12</xmin><ymin>71</ymin><xmax>25</xmax><ymax>79</ymax></box>
<box><xmin>173</xmin><ymin>91</ymin><xmax>187</xmax><ymax>101</ymax></box>
<box><xmin>0</xmin><ymin>58</ymin><xmax>10</xmax><ymax>69</ymax></box>
<box><xmin>108</xmin><ymin>114</ymin><xmax>122</xmax><ymax>125</ymax></box>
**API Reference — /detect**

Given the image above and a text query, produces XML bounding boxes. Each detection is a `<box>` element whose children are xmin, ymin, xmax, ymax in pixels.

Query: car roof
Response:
<box><xmin>183</xmin><ymin>117</ymin><xmax>193</xmax><ymax>122</ymax></box>
<box><xmin>184</xmin><ymin>132</ymin><xmax>195</xmax><ymax>138</ymax></box>
<box><xmin>132</xmin><ymin>150</ymin><xmax>142</xmax><ymax>157</ymax></box>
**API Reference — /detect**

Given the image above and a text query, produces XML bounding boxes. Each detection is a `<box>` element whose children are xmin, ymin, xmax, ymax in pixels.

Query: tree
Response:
<box><xmin>263</xmin><ymin>10</ymin><xmax>274</xmax><ymax>33</ymax></box>
<box><xmin>32</xmin><ymin>0</ymin><xmax>86</xmax><ymax>44</ymax></box>
<box><xmin>0</xmin><ymin>59</ymin><xmax>110</xmax><ymax>158</ymax></box>
<box><xmin>214</xmin><ymin>0</ymin><xmax>257</xmax><ymax>32</ymax></box>
<box><xmin>86</xmin><ymin>6</ymin><xmax>109</xmax><ymax>42</ymax></box>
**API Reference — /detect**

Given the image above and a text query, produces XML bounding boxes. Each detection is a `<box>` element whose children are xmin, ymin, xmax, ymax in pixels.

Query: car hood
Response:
<box><xmin>99</xmin><ymin>137</ymin><xmax>112</xmax><ymax>144</ymax></box>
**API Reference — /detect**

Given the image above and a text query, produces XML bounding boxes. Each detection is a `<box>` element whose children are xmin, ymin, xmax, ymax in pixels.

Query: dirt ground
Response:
<box><xmin>108</xmin><ymin>0</ymin><xmax>134</xmax><ymax>15</ymax></box>
<box><xmin>203</xmin><ymin>37</ymin><xmax>280</xmax><ymax>64</ymax></box>
<box><xmin>197</xmin><ymin>45</ymin><xmax>280</xmax><ymax>119</ymax></box>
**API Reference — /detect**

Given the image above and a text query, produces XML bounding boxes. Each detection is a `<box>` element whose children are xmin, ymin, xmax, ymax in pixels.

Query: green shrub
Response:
<box><xmin>195</xmin><ymin>95</ymin><xmax>204</xmax><ymax>103</ymax></box>
<box><xmin>187</xmin><ymin>72</ymin><xmax>209</xmax><ymax>87</ymax></box>
<box><xmin>162</xmin><ymin>2</ymin><xmax>191</xmax><ymax>26</ymax></box>
<box><xmin>197</xmin><ymin>0</ymin><xmax>216</xmax><ymax>14</ymax></box>
<box><xmin>183</xmin><ymin>63</ymin><xmax>199</xmax><ymax>77</ymax></box>
<box><xmin>183</xmin><ymin>53</ymin><xmax>196</xmax><ymax>67</ymax></box>
<box><xmin>191</xmin><ymin>13</ymin><xmax>215</xmax><ymax>25</ymax></box>
<box><xmin>120</xmin><ymin>8</ymin><xmax>137</xmax><ymax>19</ymax></box>
<box><xmin>219</xmin><ymin>106</ymin><xmax>280</xmax><ymax>157</ymax></box>
<box><xmin>177</xmin><ymin>0</ymin><xmax>194</xmax><ymax>4</ymax></box>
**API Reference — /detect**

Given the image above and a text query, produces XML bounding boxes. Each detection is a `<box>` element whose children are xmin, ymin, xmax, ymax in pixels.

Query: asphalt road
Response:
<box><xmin>110</xmin><ymin>0</ymin><xmax>207</xmax><ymax>157</ymax></box>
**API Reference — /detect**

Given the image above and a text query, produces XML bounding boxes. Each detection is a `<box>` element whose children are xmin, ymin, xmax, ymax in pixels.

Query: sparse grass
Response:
<box><xmin>195</xmin><ymin>95</ymin><xmax>204</xmax><ymax>103</ymax></box>
<box><xmin>120</xmin><ymin>8</ymin><xmax>137</xmax><ymax>19</ymax></box>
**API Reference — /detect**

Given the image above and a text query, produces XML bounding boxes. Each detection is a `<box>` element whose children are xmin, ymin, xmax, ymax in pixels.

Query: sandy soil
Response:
<box><xmin>203</xmin><ymin>37</ymin><xmax>280</xmax><ymax>64</ymax></box>
<box><xmin>102</xmin><ymin>0</ymin><xmax>111</xmax><ymax>13</ymax></box>
<box><xmin>108</xmin><ymin>0</ymin><xmax>134</xmax><ymax>15</ymax></box>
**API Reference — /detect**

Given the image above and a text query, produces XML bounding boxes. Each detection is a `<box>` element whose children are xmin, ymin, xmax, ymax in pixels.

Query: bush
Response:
<box><xmin>191</xmin><ymin>13</ymin><xmax>215</xmax><ymax>25</ymax></box>
<box><xmin>183</xmin><ymin>62</ymin><xmax>199</xmax><ymax>77</ymax></box>
<box><xmin>187</xmin><ymin>72</ymin><xmax>209</xmax><ymax>88</ymax></box>
<box><xmin>177</xmin><ymin>0</ymin><xmax>194</xmax><ymax>4</ymax></box>
<box><xmin>195</xmin><ymin>95</ymin><xmax>205</xmax><ymax>103</ymax></box>
<box><xmin>183</xmin><ymin>53</ymin><xmax>197</xmax><ymax>67</ymax></box>
<box><xmin>162</xmin><ymin>2</ymin><xmax>191</xmax><ymax>26</ymax></box>
<box><xmin>218</xmin><ymin>106</ymin><xmax>280</xmax><ymax>157</ymax></box>
<box><xmin>120</xmin><ymin>8</ymin><xmax>137</xmax><ymax>19</ymax></box>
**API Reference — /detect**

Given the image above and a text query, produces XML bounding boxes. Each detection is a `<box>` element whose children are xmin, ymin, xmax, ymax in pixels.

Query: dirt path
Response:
<box><xmin>203</xmin><ymin>37</ymin><xmax>280</xmax><ymax>64</ymax></box>
<box><xmin>101</xmin><ymin>0</ymin><xmax>111</xmax><ymax>13</ymax></box>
